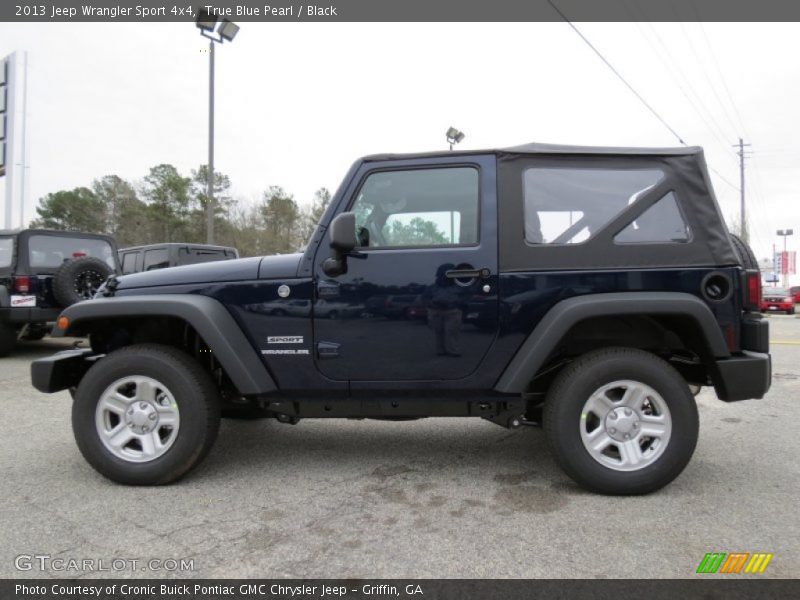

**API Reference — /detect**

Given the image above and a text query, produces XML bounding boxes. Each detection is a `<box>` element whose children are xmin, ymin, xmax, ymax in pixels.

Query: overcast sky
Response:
<box><xmin>1</xmin><ymin>21</ymin><xmax>798</xmax><ymax>274</ymax></box>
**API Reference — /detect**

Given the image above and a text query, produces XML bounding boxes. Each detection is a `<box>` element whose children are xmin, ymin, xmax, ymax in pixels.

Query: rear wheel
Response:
<box><xmin>72</xmin><ymin>344</ymin><xmax>221</xmax><ymax>485</ymax></box>
<box><xmin>544</xmin><ymin>348</ymin><xmax>699</xmax><ymax>494</ymax></box>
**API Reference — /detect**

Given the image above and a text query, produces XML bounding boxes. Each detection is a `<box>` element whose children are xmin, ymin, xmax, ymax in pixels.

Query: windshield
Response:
<box><xmin>0</xmin><ymin>237</ymin><xmax>13</xmax><ymax>268</ymax></box>
<box><xmin>763</xmin><ymin>288</ymin><xmax>789</xmax><ymax>296</ymax></box>
<box><xmin>28</xmin><ymin>235</ymin><xmax>115</xmax><ymax>269</ymax></box>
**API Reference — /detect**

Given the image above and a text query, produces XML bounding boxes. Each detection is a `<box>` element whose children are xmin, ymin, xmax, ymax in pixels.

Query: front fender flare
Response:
<box><xmin>494</xmin><ymin>292</ymin><xmax>730</xmax><ymax>393</ymax></box>
<box><xmin>53</xmin><ymin>294</ymin><xmax>276</xmax><ymax>395</ymax></box>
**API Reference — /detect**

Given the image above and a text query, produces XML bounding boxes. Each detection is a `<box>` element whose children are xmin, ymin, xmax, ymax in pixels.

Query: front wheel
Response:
<box><xmin>72</xmin><ymin>343</ymin><xmax>221</xmax><ymax>485</ymax></box>
<box><xmin>544</xmin><ymin>348</ymin><xmax>698</xmax><ymax>495</ymax></box>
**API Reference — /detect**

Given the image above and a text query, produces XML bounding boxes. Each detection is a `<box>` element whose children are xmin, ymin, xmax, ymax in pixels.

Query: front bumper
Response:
<box><xmin>30</xmin><ymin>348</ymin><xmax>96</xmax><ymax>393</ymax></box>
<box><xmin>712</xmin><ymin>351</ymin><xmax>771</xmax><ymax>402</ymax></box>
<box><xmin>0</xmin><ymin>307</ymin><xmax>61</xmax><ymax>324</ymax></box>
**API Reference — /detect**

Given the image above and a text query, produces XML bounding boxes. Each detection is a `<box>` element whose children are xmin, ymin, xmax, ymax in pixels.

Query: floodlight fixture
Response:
<box><xmin>218</xmin><ymin>19</ymin><xmax>240</xmax><ymax>42</ymax></box>
<box><xmin>195</xmin><ymin>8</ymin><xmax>240</xmax><ymax>244</ymax></box>
<box><xmin>195</xmin><ymin>7</ymin><xmax>217</xmax><ymax>32</ymax></box>
<box><xmin>446</xmin><ymin>126</ymin><xmax>465</xmax><ymax>150</ymax></box>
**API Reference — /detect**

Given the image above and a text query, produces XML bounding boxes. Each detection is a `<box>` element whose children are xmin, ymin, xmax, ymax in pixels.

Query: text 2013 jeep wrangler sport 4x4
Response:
<box><xmin>31</xmin><ymin>143</ymin><xmax>771</xmax><ymax>494</ymax></box>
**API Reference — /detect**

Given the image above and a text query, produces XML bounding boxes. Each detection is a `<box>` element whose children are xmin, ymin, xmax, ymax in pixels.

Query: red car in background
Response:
<box><xmin>761</xmin><ymin>287</ymin><xmax>796</xmax><ymax>314</ymax></box>
<box><xmin>791</xmin><ymin>286</ymin><xmax>800</xmax><ymax>304</ymax></box>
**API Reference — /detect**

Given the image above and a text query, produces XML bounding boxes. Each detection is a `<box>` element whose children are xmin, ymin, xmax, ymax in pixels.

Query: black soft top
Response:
<box><xmin>362</xmin><ymin>142</ymin><xmax>702</xmax><ymax>162</ymax></box>
<box><xmin>0</xmin><ymin>229</ymin><xmax>119</xmax><ymax>275</ymax></box>
<box><xmin>119</xmin><ymin>243</ymin><xmax>237</xmax><ymax>253</ymax></box>
<box><xmin>0</xmin><ymin>228</ymin><xmax>117</xmax><ymax>242</ymax></box>
<box><xmin>363</xmin><ymin>142</ymin><xmax>737</xmax><ymax>270</ymax></box>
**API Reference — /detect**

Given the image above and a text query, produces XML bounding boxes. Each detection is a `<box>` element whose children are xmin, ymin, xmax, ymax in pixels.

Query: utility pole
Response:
<box><xmin>734</xmin><ymin>138</ymin><xmax>752</xmax><ymax>243</ymax></box>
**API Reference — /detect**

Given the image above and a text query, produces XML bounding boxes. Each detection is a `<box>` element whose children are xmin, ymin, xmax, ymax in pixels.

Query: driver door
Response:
<box><xmin>312</xmin><ymin>155</ymin><xmax>499</xmax><ymax>382</ymax></box>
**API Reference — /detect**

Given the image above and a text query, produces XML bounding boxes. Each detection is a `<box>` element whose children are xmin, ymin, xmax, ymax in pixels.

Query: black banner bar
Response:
<box><xmin>3</xmin><ymin>579</ymin><xmax>800</xmax><ymax>600</ymax></box>
<box><xmin>3</xmin><ymin>0</ymin><xmax>800</xmax><ymax>22</ymax></box>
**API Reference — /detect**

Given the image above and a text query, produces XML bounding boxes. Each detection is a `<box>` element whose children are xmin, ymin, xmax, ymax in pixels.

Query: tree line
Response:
<box><xmin>29</xmin><ymin>163</ymin><xmax>332</xmax><ymax>257</ymax></box>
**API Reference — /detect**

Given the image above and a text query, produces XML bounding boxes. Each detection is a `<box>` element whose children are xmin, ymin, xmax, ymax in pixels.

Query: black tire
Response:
<box><xmin>52</xmin><ymin>257</ymin><xmax>112</xmax><ymax>307</ymax></box>
<box><xmin>72</xmin><ymin>343</ymin><xmax>221</xmax><ymax>485</ymax></box>
<box><xmin>730</xmin><ymin>233</ymin><xmax>758</xmax><ymax>270</ymax></box>
<box><xmin>0</xmin><ymin>323</ymin><xmax>17</xmax><ymax>357</ymax></box>
<box><xmin>544</xmin><ymin>347</ymin><xmax>699</xmax><ymax>495</ymax></box>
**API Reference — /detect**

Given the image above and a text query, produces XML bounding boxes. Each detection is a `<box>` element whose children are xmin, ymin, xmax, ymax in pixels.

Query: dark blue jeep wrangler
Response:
<box><xmin>31</xmin><ymin>143</ymin><xmax>771</xmax><ymax>494</ymax></box>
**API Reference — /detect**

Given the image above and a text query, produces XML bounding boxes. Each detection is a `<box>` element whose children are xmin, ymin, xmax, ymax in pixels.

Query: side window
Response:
<box><xmin>143</xmin><ymin>248</ymin><xmax>169</xmax><ymax>271</ymax></box>
<box><xmin>350</xmin><ymin>167</ymin><xmax>479</xmax><ymax>248</ymax></box>
<box><xmin>121</xmin><ymin>252</ymin><xmax>138</xmax><ymax>274</ymax></box>
<box><xmin>615</xmin><ymin>192</ymin><xmax>690</xmax><ymax>243</ymax></box>
<box><xmin>523</xmin><ymin>168</ymin><xmax>664</xmax><ymax>244</ymax></box>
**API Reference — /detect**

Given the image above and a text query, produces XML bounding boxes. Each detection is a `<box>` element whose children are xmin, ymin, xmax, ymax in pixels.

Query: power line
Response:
<box><xmin>548</xmin><ymin>2</ymin><xmax>773</xmax><ymax>248</ymax></box>
<box><xmin>616</xmin><ymin>1</ymin><xmax>737</xmax><ymax>154</ymax></box>
<box><xmin>696</xmin><ymin>22</ymin><xmax>750</xmax><ymax>137</ymax></box>
<box><xmin>707</xmin><ymin>165</ymin><xmax>739</xmax><ymax>191</ymax></box>
<box><xmin>677</xmin><ymin>22</ymin><xmax>741</xmax><ymax>139</ymax></box>
<box><xmin>547</xmin><ymin>0</ymin><xmax>686</xmax><ymax>145</ymax></box>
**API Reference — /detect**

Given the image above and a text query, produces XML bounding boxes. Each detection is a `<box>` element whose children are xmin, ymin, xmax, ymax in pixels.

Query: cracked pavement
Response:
<box><xmin>1</xmin><ymin>317</ymin><xmax>798</xmax><ymax>578</ymax></box>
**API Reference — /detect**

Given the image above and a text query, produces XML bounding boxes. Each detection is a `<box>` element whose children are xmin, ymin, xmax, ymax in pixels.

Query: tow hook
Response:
<box><xmin>509</xmin><ymin>415</ymin><xmax>540</xmax><ymax>428</ymax></box>
<box><xmin>276</xmin><ymin>414</ymin><xmax>300</xmax><ymax>425</ymax></box>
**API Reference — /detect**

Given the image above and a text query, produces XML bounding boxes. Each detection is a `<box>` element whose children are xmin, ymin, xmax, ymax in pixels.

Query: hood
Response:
<box><xmin>258</xmin><ymin>253</ymin><xmax>303</xmax><ymax>279</ymax></box>
<box><xmin>114</xmin><ymin>256</ymin><xmax>262</xmax><ymax>290</ymax></box>
<box><xmin>114</xmin><ymin>254</ymin><xmax>304</xmax><ymax>290</ymax></box>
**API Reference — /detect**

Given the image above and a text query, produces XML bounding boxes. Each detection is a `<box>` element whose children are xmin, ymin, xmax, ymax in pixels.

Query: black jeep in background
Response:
<box><xmin>31</xmin><ymin>143</ymin><xmax>771</xmax><ymax>495</ymax></box>
<box><xmin>118</xmin><ymin>243</ymin><xmax>239</xmax><ymax>274</ymax></box>
<box><xmin>1</xmin><ymin>229</ymin><xmax>118</xmax><ymax>355</ymax></box>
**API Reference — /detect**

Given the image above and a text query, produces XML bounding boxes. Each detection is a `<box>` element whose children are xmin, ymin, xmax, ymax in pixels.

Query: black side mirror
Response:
<box><xmin>329</xmin><ymin>212</ymin><xmax>356</xmax><ymax>252</ymax></box>
<box><xmin>323</xmin><ymin>212</ymin><xmax>357</xmax><ymax>277</ymax></box>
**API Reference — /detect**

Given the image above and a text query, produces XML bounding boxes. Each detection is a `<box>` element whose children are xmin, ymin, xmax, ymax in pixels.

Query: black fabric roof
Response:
<box><xmin>362</xmin><ymin>142</ymin><xmax>702</xmax><ymax>162</ymax></box>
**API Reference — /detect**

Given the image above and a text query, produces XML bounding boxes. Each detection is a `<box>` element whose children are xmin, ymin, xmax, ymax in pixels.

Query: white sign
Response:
<box><xmin>10</xmin><ymin>295</ymin><xmax>36</xmax><ymax>307</ymax></box>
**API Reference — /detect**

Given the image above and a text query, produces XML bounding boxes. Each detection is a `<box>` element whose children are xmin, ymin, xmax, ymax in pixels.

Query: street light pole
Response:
<box><xmin>777</xmin><ymin>229</ymin><xmax>794</xmax><ymax>287</ymax></box>
<box><xmin>207</xmin><ymin>39</ymin><xmax>215</xmax><ymax>244</ymax></box>
<box><xmin>196</xmin><ymin>10</ymin><xmax>239</xmax><ymax>244</ymax></box>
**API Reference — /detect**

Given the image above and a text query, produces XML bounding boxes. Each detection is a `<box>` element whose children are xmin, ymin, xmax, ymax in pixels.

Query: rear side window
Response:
<box><xmin>523</xmin><ymin>168</ymin><xmax>664</xmax><ymax>244</ymax></box>
<box><xmin>143</xmin><ymin>248</ymin><xmax>169</xmax><ymax>271</ymax></box>
<box><xmin>121</xmin><ymin>252</ymin><xmax>138</xmax><ymax>274</ymax></box>
<box><xmin>615</xmin><ymin>192</ymin><xmax>690</xmax><ymax>243</ymax></box>
<box><xmin>28</xmin><ymin>235</ymin><xmax>115</xmax><ymax>268</ymax></box>
<box><xmin>0</xmin><ymin>237</ymin><xmax>13</xmax><ymax>268</ymax></box>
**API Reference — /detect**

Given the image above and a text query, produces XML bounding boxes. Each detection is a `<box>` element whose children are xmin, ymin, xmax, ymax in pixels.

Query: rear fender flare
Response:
<box><xmin>494</xmin><ymin>292</ymin><xmax>730</xmax><ymax>393</ymax></box>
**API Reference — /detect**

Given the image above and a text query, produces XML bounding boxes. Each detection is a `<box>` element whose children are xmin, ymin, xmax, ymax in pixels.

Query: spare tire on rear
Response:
<box><xmin>52</xmin><ymin>257</ymin><xmax>112</xmax><ymax>307</ymax></box>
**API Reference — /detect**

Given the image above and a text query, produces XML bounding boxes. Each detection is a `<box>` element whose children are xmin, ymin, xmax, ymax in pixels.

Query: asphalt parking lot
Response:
<box><xmin>1</xmin><ymin>317</ymin><xmax>798</xmax><ymax>580</ymax></box>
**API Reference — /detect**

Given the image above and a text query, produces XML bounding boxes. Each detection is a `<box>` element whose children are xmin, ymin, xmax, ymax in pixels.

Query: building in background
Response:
<box><xmin>0</xmin><ymin>51</ymin><xmax>29</xmax><ymax>230</ymax></box>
